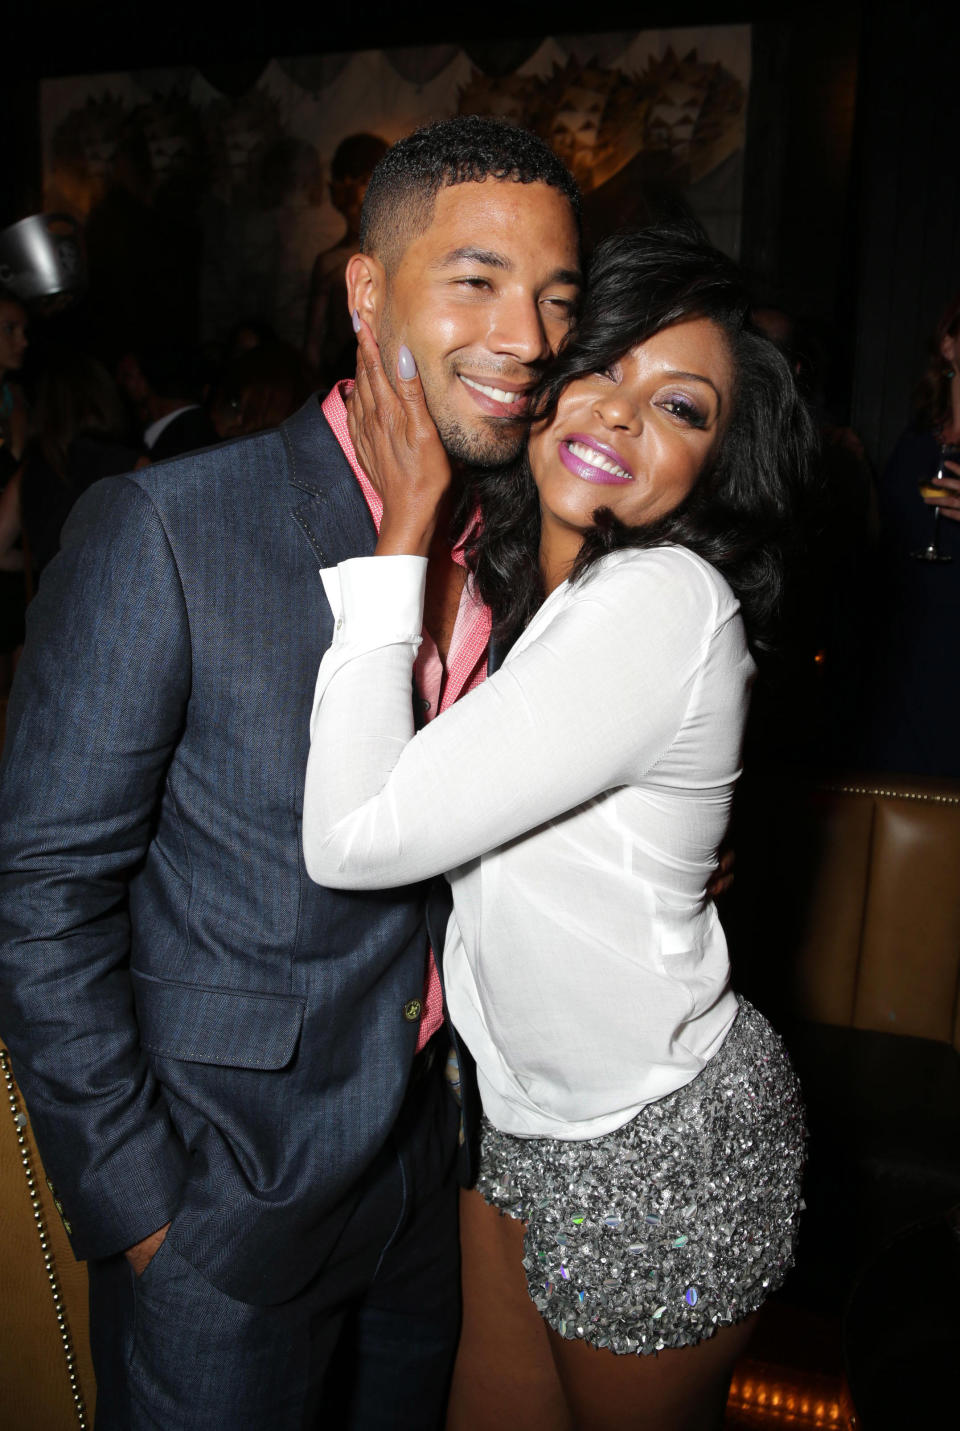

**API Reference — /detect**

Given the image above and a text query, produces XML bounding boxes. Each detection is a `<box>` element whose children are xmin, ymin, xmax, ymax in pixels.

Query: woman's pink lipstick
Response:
<box><xmin>557</xmin><ymin>433</ymin><xmax>634</xmax><ymax>485</ymax></box>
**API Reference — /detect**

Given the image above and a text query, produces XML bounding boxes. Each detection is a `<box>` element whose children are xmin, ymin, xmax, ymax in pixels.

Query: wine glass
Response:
<box><xmin>910</xmin><ymin>443</ymin><xmax>958</xmax><ymax>562</ymax></box>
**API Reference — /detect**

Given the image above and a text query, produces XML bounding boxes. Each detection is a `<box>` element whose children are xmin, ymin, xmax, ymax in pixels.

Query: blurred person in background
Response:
<box><xmin>0</xmin><ymin>286</ymin><xmax>29</xmax><ymax>478</ymax></box>
<box><xmin>0</xmin><ymin>287</ymin><xmax>30</xmax><ymax>687</ymax></box>
<box><xmin>750</xmin><ymin>303</ymin><xmax>875</xmax><ymax>768</ymax></box>
<box><xmin>224</xmin><ymin>317</ymin><xmax>277</xmax><ymax>363</ymax></box>
<box><xmin>18</xmin><ymin>348</ymin><xmax>145</xmax><ymax>581</ymax></box>
<box><xmin>209</xmin><ymin>339</ymin><xmax>316</xmax><ymax>440</ymax></box>
<box><xmin>861</xmin><ymin>292</ymin><xmax>960</xmax><ymax>774</ymax></box>
<box><xmin>303</xmin><ymin>133</ymin><xmax>389</xmax><ymax>387</ymax></box>
<box><xmin>904</xmin><ymin>294</ymin><xmax>960</xmax><ymax>530</ymax></box>
<box><xmin>116</xmin><ymin>341</ymin><xmax>217</xmax><ymax>460</ymax></box>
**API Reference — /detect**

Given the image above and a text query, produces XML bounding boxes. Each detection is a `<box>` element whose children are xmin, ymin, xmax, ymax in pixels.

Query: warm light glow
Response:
<box><xmin>726</xmin><ymin>1364</ymin><xmax>850</xmax><ymax>1429</ymax></box>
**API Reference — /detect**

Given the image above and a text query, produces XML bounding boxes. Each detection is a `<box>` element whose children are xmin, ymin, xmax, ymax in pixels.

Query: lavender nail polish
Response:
<box><xmin>398</xmin><ymin>345</ymin><xmax>417</xmax><ymax>380</ymax></box>
<box><xmin>351</xmin><ymin>308</ymin><xmax>361</xmax><ymax>333</ymax></box>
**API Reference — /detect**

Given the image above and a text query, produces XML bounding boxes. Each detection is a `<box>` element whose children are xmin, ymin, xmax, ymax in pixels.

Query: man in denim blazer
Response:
<box><xmin>0</xmin><ymin>118</ymin><xmax>582</xmax><ymax>1429</ymax></box>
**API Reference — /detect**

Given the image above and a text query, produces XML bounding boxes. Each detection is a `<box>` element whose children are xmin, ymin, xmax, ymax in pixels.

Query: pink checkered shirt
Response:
<box><xmin>321</xmin><ymin>383</ymin><xmax>491</xmax><ymax>1049</ymax></box>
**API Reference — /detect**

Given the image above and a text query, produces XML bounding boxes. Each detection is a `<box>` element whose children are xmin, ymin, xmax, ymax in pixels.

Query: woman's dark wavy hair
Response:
<box><xmin>29</xmin><ymin>348</ymin><xmax>128</xmax><ymax>481</ymax></box>
<box><xmin>460</xmin><ymin>224</ymin><xmax>816</xmax><ymax>652</ymax></box>
<box><xmin>914</xmin><ymin>290</ymin><xmax>960</xmax><ymax>432</ymax></box>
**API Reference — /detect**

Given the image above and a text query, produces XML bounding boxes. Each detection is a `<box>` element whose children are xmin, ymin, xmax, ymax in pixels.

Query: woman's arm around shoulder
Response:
<box><xmin>303</xmin><ymin>542</ymin><xmax>736</xmax><ymax>890</ymax></box>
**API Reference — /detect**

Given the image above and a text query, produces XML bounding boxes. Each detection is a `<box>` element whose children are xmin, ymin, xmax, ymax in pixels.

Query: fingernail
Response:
<box><xmin>397</xmin><ymin>345</ymin><xmax>417</xmax><ymax>380</ymax></box>
<box><xmin>352</xmin><ymin>308</ymin><xmax>361</xmax><ymax>333</ymax></box>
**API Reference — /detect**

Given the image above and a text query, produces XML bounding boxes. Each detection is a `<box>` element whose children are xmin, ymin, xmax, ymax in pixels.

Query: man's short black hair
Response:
<box><xmin>359</xmin><ymin>115</ymin><xmax>581</xmax><ymax>271</ymax></box>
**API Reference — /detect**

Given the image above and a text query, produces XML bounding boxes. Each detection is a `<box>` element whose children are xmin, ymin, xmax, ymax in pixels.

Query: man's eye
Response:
<box><xmin>457</xmin><ymin>276</ymin><xmax>491</xmax><ymax>290</ymax></box>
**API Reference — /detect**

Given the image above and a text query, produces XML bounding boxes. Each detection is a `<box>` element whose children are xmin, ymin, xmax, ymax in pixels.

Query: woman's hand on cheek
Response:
<box><xmin>347</xmin><ymin>313</ymin><xmax>452</xmax><ymax>557</ymax></box>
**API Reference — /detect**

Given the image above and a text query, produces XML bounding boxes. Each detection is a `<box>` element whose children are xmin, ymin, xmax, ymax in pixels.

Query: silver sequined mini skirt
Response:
<box><xmin>475</xmin><ymin>997</ymin><xmax>805</xmax><ymax>1355</ymax></box>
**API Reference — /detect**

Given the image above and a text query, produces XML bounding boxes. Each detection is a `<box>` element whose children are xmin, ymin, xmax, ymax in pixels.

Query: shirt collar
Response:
<box><xmin>143</xmin><ymin>403</ymin><xmax>199</xmax><ymax>450</ymax></box>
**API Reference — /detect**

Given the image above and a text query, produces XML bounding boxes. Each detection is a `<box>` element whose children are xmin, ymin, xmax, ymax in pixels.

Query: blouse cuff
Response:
<box><xmin>319</xmin><ymin>555</ymin><xmax>427</xmax><ymax>654</ymax></box>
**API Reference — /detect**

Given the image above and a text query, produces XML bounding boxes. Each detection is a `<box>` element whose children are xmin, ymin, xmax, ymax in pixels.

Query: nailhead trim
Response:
<box><xmin>1</xmin><ymin>1048</ymin><xmax>89</xmax><ymax>1428</ymax></box>
<box><xmin>819</xmin><ymin>782</ymin><xmax>960</xmax><ymax>806</ymax></box>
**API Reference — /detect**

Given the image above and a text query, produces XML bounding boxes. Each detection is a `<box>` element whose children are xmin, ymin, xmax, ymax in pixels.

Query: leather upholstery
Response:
<box><xmin>0</xmin><ymin>1039</ymin><xmax>96</xmax><ymax>1428</ymax></box>
<box><xmin>791</xmin><ymin>776</ymin><xmax>960</xmax><ymax>1049</ymax></box>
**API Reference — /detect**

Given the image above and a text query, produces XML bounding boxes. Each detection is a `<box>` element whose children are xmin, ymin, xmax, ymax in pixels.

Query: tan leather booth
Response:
<box><xmin>727</xmin><ymin>772</ymin><xmax>960</xmax><ymax>1047</ymax></box>
<box><xmin>1</xmin><ymin>1043</ymin><xmax>96</xmax><ymax>1428</ymax></box>
<box><xmin>789</xmin><ymin>775</ymin><xmax>960</xmax><ymax>1048</ymax></box>
<box><xmin>727</xmin><ymin>771</ymin><xmax>960</xmax><ymax>1285</ymax></box>
<box><xmin>1</xmin><ymin>691</ymin><xmax>96</xmax><ymax>1429</ymax></box>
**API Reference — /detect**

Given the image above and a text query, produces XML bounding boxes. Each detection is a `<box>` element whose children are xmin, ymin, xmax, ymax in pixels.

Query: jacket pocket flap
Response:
<box><xmin>132</xmin><ymin>970</ymin><xmax>305</xmax><ymax>1070</ymax></box>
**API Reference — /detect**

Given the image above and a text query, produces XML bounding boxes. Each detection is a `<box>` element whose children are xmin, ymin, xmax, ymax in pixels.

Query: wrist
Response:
<box><xmin>375</xmin><ymin>515</ymin><xmax>437</xmax><ymax>558</ymax></box>
<box><xmin>124</xmin><ymin>1221</ymin><xmax>170</xmax><ymax>1275</ymax></box>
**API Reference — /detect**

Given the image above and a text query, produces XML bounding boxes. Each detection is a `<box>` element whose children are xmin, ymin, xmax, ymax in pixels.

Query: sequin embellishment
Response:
<box><xmin>475</xmin><ymin>998</ymin><xmax>806</xmax><ymax>1356</ymax></box>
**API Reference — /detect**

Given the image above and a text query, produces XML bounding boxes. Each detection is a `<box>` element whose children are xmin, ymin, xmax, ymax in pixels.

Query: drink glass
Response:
<box><xmin>910</xmin><ymin>443</ymin><xmax>958</xmax><ymax>562</ymax></box>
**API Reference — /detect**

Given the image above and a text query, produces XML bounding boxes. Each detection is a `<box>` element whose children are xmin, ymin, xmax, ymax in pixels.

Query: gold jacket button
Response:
<box><xmin>402</xmin><ymin>998</ymin><xmax>423</xmax><ymax>1022</ymax></box>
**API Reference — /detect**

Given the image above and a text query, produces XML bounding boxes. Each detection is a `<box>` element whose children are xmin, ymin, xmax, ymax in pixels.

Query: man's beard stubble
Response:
<box><xmin>421</xmin><ymin>356</ymin><xmax>531</xmax><ymax>469</ymax></box>
<box><xmin>433</xmin><ymin>409</ymin><xmax>527</xmax><ymax>469</ymax></box>
<box><xmin>377</xmin><ymin>318</ymin><xmax>530</xmax><ymax>470</ymax></box>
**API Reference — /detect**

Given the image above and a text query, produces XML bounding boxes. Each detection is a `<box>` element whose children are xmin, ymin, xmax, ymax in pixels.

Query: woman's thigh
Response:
<box><xmin>447</xmin><ymin>1186</ymin><xmax>754</xmax><ymax>1431</ymax></box>
<box><xmin>446</xmin><ymin>1189</ymin><xmax>573</xmax><ymax>1431</ymax></box>
<box><xmin>546</xmin><ymin>1311</ymin><xmax>757</xmax><ymax>1431</ymax></box>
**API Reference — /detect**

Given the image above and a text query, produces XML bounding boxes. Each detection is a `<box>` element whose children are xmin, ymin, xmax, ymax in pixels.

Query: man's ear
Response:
<box><xmin>346</xmin><ymin>252</ymin><xmax>386</xmax><ymax>339</ymax></box>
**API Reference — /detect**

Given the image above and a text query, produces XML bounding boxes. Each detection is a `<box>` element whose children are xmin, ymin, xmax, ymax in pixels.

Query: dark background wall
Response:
<box><xmin>3</xmin><ymin>0</ymin><xmax>956</xmax><ymax>471</ymax></box>
<box><xmin>850</xmin><ymin>1</ymin><xmax>960</xmax><ymax>467</ymax></box>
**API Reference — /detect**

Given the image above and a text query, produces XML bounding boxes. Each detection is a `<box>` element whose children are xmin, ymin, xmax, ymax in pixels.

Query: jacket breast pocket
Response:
<box><xmin>132</xmin><ymin>969</ymin><xmax>305</xmax><ymax>1070</ymax></box>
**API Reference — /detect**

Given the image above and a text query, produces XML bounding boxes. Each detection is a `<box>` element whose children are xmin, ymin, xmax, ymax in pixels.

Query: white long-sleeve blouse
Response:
<box><xmin>304</xmin><ymin>545</ymin><xmax>754</xmax><ymax>1139</ymax></box>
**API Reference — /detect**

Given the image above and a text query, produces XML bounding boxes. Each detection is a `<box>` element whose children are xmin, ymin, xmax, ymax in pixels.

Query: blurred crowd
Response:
<box><xmin>0</xmin><ymin>292</ymin><xmax>316</xmax><ymax>688</ymax></box>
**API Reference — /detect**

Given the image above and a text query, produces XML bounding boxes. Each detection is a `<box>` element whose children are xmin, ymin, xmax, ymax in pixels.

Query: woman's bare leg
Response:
<box><xmin>446</xmin><ymin>1190</ymin><xmax>574</xmax><ymax>1431</ymax></box>
<box><xmin>546</xmin><ymin>1312</ymin><xmax>757</xmax><ymax>1431</ymax></box>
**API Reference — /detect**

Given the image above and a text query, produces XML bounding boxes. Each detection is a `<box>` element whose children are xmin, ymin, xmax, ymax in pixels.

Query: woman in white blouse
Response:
<box><xmin>303</xmin><ymin>227</ymin><xmax>813</xmax><ymax>1431</ymax></box>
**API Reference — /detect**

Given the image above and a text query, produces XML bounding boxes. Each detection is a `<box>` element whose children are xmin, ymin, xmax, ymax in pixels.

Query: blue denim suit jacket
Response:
<box><xmin>0</xmin><ymin>396</ymin><xmax>460</xmax><ymax>1304</ymax></box>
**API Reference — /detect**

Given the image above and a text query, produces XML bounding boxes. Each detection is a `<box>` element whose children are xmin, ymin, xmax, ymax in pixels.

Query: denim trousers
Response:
<box><xmin>88</xmin><ymin>1052</ymin><xmax>461</xmax><ymax>1430</ymax></box>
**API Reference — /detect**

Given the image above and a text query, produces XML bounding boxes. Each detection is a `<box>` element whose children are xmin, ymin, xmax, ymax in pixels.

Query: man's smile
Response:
<box><xmin>457</xmin><ymin>374</ymin><xmax>531</xmax><ymax>419</ymax></box>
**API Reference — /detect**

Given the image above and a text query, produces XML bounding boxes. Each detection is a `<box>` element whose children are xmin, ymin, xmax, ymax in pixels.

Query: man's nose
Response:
<box><xmin>487</xmin><ymin>294</ymin><xmax>552</xmax><ymax>365</ymax></box>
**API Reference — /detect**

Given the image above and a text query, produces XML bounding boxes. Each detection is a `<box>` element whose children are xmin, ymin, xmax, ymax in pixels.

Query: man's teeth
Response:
<box><xmin>461</xmin><ymin>376</ymin><xmax>525</xmax><ymax>405</ymax></box>
<box><xmin>567</xmin><ymin>440</ymin><xmax>632</xmax><ymax>480</ymax></box>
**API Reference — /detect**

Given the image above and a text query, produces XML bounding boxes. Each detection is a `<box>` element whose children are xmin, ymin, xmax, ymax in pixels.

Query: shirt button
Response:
<box><xmin>336</xmin><ymin>619</ymin><xmax>343</xmax><ymax>630</ymax></box>
<box><xmin>402</xmin><ymin>998</ymin><xmax>423</xmax><ymax>1022</ymax></box>
<box><xmin>420</xmin><ymin>698</ymin><xmax>431</xmax><ymax>712</ymax></box>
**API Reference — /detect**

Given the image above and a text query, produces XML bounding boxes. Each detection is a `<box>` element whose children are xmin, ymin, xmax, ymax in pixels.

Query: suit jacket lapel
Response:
<box><xmin>284</xmin><ymin>399</ymin><xmax>512</xmax><ymax>679</ymax></box>
<box><xmin>282</xmin><ymin>394</ymin><xmax>377</xmax><ymax>568</ymax></box>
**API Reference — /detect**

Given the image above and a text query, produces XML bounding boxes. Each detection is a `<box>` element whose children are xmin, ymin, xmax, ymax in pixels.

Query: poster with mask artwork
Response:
<box><xmin>40</xmin><ymin>27</ymin><xmax>749</xmax><ymax>371</ymax></box>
